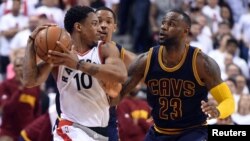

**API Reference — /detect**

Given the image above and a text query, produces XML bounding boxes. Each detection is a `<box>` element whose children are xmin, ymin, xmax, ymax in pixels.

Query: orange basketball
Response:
<box><xmin>34</xmin><ymin>26</ymin><xmax>72</xmax><ymax>62</ymax></box>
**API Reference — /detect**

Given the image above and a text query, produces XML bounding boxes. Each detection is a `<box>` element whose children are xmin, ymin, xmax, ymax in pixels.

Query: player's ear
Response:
<box><xmin>74</xmin><ymin>22</ymin><xmax>82</xmax><ymax>32</ymax></box>
<box><xmin>113</xmin><ymin>23</ymin><xmax>117</xmax><ymax>33</ymax></box>
<box><xmin>184</xmin><ymin>28</ymin><xmax>190</xmax><ymax>34</ymax></box>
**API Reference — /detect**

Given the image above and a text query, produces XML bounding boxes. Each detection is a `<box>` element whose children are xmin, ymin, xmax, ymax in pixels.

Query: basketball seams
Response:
<box><xmin>45</xmin><ymin>27</ymin><xmax>49</xmax><ymax>54</ymax></box>
<box><xmin>35</xmin><ymin>29</ymin><xmax>47</xmax><ymax>58</ymax></box>
<box><xmin>34</xmin><ymin>26</ymin><xmax>71</xmax><ymax>62</ymax></box>
<box><xmin>54</xmin><ymin>28</ymin><xmax>63</xmax><ymax>52</ymax></box>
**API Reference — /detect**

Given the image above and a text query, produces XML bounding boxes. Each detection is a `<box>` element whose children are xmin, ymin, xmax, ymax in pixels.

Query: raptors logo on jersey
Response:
<box><xmin>57</xmin><ymin>42</ymin><xmax>110</xmax><ymax>127</ymax></box>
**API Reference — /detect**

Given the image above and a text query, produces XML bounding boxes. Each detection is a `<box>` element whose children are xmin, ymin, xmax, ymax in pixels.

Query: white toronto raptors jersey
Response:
<box><xmin>57</xmin><ymin>43</ymin><xmax>110</xmax><ymax>127</ymax></box>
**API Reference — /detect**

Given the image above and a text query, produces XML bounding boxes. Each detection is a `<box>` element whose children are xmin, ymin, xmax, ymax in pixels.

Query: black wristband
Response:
<box><xmin>76</xmin><ymin>59</ymin><xmax>84</xmax><ymax>70</ymax></box>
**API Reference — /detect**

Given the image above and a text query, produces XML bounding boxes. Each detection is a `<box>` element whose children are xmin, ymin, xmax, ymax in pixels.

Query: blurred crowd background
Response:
<box><xmin>0</xmin><ymin>0</ymin><xmax>250</xmax><ymax>141</ymax></box>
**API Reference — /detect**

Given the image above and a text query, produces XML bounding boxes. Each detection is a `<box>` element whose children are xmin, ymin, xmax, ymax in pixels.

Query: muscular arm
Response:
<box><xmin>120</xmin><ymin>53</ymin><xmax>147</xmax><ymax>100</ymax></box>
<box><xmin>197</xmin><ymin>51</ymin><xmax>235</xmax><ymax>119</ymax></box>
<box><xmin>123</xmin><ymin>49</ymin><xmax>137</xmax><ymax>70</ymax></box>
<box><xmin>78</xmin><ymin>42</ymin><xmax>127</xmax><ymax>84</ymax></box>
<box><xmin>197</xmin><ymin>51</ymin><xmax>223</xmax><ymax>89</ymax></box>
<box><xmin>22</xmin><ymin>26</ymin><xmax>54</xmax><ymax>88</ymax></box>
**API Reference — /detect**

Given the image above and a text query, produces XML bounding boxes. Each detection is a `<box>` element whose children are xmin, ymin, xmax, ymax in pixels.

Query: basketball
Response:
<box><xmin>34</xmin><ymin>26</ymin><xmax>72</xmax><ymax>62</ymax></box>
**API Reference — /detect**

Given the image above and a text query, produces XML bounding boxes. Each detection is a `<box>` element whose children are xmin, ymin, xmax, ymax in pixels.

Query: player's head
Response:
<box><xmin>13</xmin><ymin>57</ymin><xmax>24</xmax><ymax>80</ymax></box>
<box><xmin>12</xmin><ymin>0</ymin><xmax>21</xmax><ymax>15</ymax></box>
<box><xmin>95</xmin><ymin>7</ymin><xmax>117</xmax><ymax>42</ymax></box>
<box><xmin>159</xmin><ymin>9</ymin><xmax>191</xmax><ymax>46</ymax></box>
<box><xmin>64</xmin><ymin>6</ymin><xmax>100</xmax><ymax>47</ymax></box>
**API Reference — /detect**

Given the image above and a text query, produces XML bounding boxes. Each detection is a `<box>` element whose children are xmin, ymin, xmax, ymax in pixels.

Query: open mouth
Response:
<box><xmin>159</xmin><ymin>33</ymin><xmax>165</xmax><ymax>39</ymax></box>
<box><xmin>99</xmin><ymin>31</ymin><xmax>107</xmax><ymax>36</ymax></box>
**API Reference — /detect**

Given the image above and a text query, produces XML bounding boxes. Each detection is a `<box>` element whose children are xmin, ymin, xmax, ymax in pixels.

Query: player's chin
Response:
<box><xmin>99</xmin><ymin>35</ymin><xmax>105</xmax><ymax>41</ymax></box>
<box><xmin>158</xmin><ymin>39</ymin><xmax>165</xmax><ymax>45</ymax></box>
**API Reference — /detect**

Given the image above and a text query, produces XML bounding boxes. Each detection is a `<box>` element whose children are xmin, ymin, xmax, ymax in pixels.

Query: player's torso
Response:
<box><xmin>56</xmin><ymin>43</ymin><xmax>110</xmax><ymax>127</ymax></box>
<box><xmin>144</xmin><ymin>45</ymin><xmax>208</xmax><ymax>129</ymax></box>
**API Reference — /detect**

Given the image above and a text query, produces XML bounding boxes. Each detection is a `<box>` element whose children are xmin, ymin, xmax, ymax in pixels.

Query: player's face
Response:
<box><xmin>159</xmin><ymin>12</ymin><xmax>187</xmax><ymax>46</ymax></box>
<box><xmin>82</xmin><ymin>12</ymin><xmax>101</xmax><ymax>47</ymax></box>
<box><xmin>96</xmin><ymin>10</ymin><xmax>117</xmax><ymax>42</ymax></box>
<box><xmin>13</xmin><ymin>57</ymin><xmax>24</xmax><ymax>79</ymax></box>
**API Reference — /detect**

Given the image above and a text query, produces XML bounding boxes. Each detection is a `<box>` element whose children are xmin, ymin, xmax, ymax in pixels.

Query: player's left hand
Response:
<box><xmin>201</xmin><ymin>100</ymin><xmax>220</xmax><ymax>119</ymax></box>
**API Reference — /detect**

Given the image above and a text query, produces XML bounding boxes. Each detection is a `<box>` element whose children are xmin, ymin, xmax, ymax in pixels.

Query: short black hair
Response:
<box><xmin>169</xmin><ymin>9</ymin><xmax>191</xmax><ymax>28</ymax></box>
<box><xmin>226</xmin><ymin>77</ymin><xmax>237</xmax><ymax>87</ymax></box>
<box><xmin>95</xmin><ymin>6</ymin><xmax>117</xmax><ymax>23</ymax></box>
<box><xmin>226</xmin><ymin>38</ymin><xmax>238</xmax><ymax>47</ymax></box>
<box><xmin>64</xmin><ymin>6</ymin><xmax>94</xmax><ymax>34</ymax></box>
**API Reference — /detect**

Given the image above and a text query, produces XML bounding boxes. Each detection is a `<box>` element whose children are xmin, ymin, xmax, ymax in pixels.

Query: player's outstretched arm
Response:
<box><xmin>197</xmin><ymin>51</ymin><xmax>235</xmax><ymax>119</ymax></box>
<box><xmin>122</xmin><ymin>49</ymin><xmax>137</xmax><ymax>70</ymax></box>
<box><xmin>22</xmin><ymin>25</ymin><xmax>55</xmax><ymax>88</ymax></box>
<box><xmin>109</xmin><ymin>52</ymin><xmax>148</xmax><ymax>105</ymax></box>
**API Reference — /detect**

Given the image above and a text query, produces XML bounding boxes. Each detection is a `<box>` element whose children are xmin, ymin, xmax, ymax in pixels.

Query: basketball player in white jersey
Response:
<box><xmin>22</xmin><ymin>6</ymin><xmax>127</xmax><ymax>141</ymax></box>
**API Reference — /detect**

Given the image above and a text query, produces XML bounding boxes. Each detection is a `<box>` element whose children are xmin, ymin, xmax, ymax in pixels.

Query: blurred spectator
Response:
<box><xmin>188</xmin><ymin>21</ymin><xmax>203</xmax><ymax>47</ymax></box>
<box><xmin>194</xmin><ymin>14</ymin><xmax>213</xmax><ymax>39</ymax></box>
<box><xmin>225</xmin><ymin>0</ymin><xmax>248</xmax><ymax>22</ymax></box>
<box><xmin>235</xmin><ymin>74</ymin><xmax>249</xmax><ymax>94</ymax></box>
<box><xmin>231</xmin><ymin>94</ymin><xmax>250</xmax><ymax>124</ymax></box>
<box><xmin>213</xmin><ymin>22</ymin><xmax>232</xmax><ymax>49</ymax></box>
<box><xmin>202</xmin><ymin>0</ymin><xmax>222</xmax><ymax>34</ymax></box>
<box><xmin>220</xmin><ymin>3</ymin><xmax>234</xmax><ymax>28</ymax></box>
<box><xmin>0</xmin><ymin>57</ymin><xmax>41</xmax><ymax>141</ymax></box>
<box><xmin>0</xmin><ymin>0</ymin><xmax>38</xmax><ymax>16</ymax></box>
<box><xmin>234</xmin><ymin>2</ymin><xmax>250</xmax><ymax>62</ymax></box>
<box><xmin>234</xmin><ymin>3</ymin><xmax>250</xmax><ymax>44</ymax></box>
<box><xmin>225</xmin><ymin>63</ymin><xmax>242</xmax><ymax>79</ymax></box>
<box><xmin>115</xmin><ymin>0</ymin><xmax>151</xmax><ymax>53</ymax></box>
<box><xmin>0</xmin><ymin>0</ymin><xmax>28</xmax><ymax>82</ymax></box>
<box><xmin>20</xmin><ymin>93</ymin><xmax>57</xmax><ymax>141</ymax></box>
<box><xmin>150</xmin><ymin>0</ymin><xmax>183</xmax><ymax>45</ymax></box>
<box><xmin>189</xmin><ymin>20</ymin><xmax>213</xmax><ymax>54</ymax></box>
<box><xmin>117</xmin><ymin>84</ymin><xmax>153</xmax><ymax>141</ymax></box>
<box><xmin>34</xmin><ymin>0</ymin><xmax>64</xmax><ymax>27</ymax></box>
<box><xmin>191</xmin><ymin>0</ymin><xmax>206</xmax><ymax>10</ymax></box>
<box><xmin>10</xmin><ymin>14</ymin><xmax>40</xmax><ymax>50</ymax></box>
<box><xmin>6</xmin><ymin>14</ymin><xmax>49</xmax><ymax>80</ymax></box>
<box><xmin>224</xmin><ymin>38</ymin><xmax>249</xmax><ymax>79</ymax></box>
<box><xmin>208</xmin><ymin>34</ymin><xmax>232</xmax><ymax>80</ymax></box>
<box><xmin>224</xmin><ymin>52</ymin><xmax>233</xmax><ymax>70</ymax></box>
<box><xmin>6</xmin><ymin>48</ymin><xmax>25</xmax><ymax>79</ymax></box>
<box><xmin>225</xmin><ymin>77</ymin><xmax>240</xmax><ymax>111</ymax></box>
<box><xmin>58</xmin><ymin>0</ymin><xmax>77</xmax><ymax>13</ymax></box>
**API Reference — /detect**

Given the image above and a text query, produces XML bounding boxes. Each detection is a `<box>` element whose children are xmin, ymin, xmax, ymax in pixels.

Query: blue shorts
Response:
<box><xmin>107</xmin><ymin>106</ymin><xmax>119</xmax><ymax>141</ymax></box>
<box><xmin>144</xmin><ymin>126</ymin><xmax>208</xmax><ymax>141</ymax></box>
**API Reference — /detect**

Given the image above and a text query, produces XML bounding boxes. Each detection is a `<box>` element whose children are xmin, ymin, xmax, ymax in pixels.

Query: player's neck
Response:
<box><xmin>71</xmin><ymin>34</ymin><xmax>91</xmax><ymax>54</ymax></box>
<box><xmin>162</xmin><ymin>42</ymin><xmax>187</xmax><ymax>66</ymax></box>
<box><xmin>164</xmin><ymin>41</ymin><xmax>186</xmax><ymax>53</ymax></box>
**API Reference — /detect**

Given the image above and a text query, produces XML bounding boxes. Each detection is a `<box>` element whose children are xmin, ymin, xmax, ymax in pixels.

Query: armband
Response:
<box><xmin>209</xmin><ymin>82</ymin><xmax>235</xmax><ymax>119</ymax></box>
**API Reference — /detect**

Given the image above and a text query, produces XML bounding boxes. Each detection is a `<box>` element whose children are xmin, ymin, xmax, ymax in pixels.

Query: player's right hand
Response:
<box><xmin>201</xmin><ymin>100</ymin><xmax>220</xmax><ymax>119</ymax></box>
<box><xmin>29</xmin><ymin>24</ymin><xmax>57</xmax><ymax>44</ymax></box>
